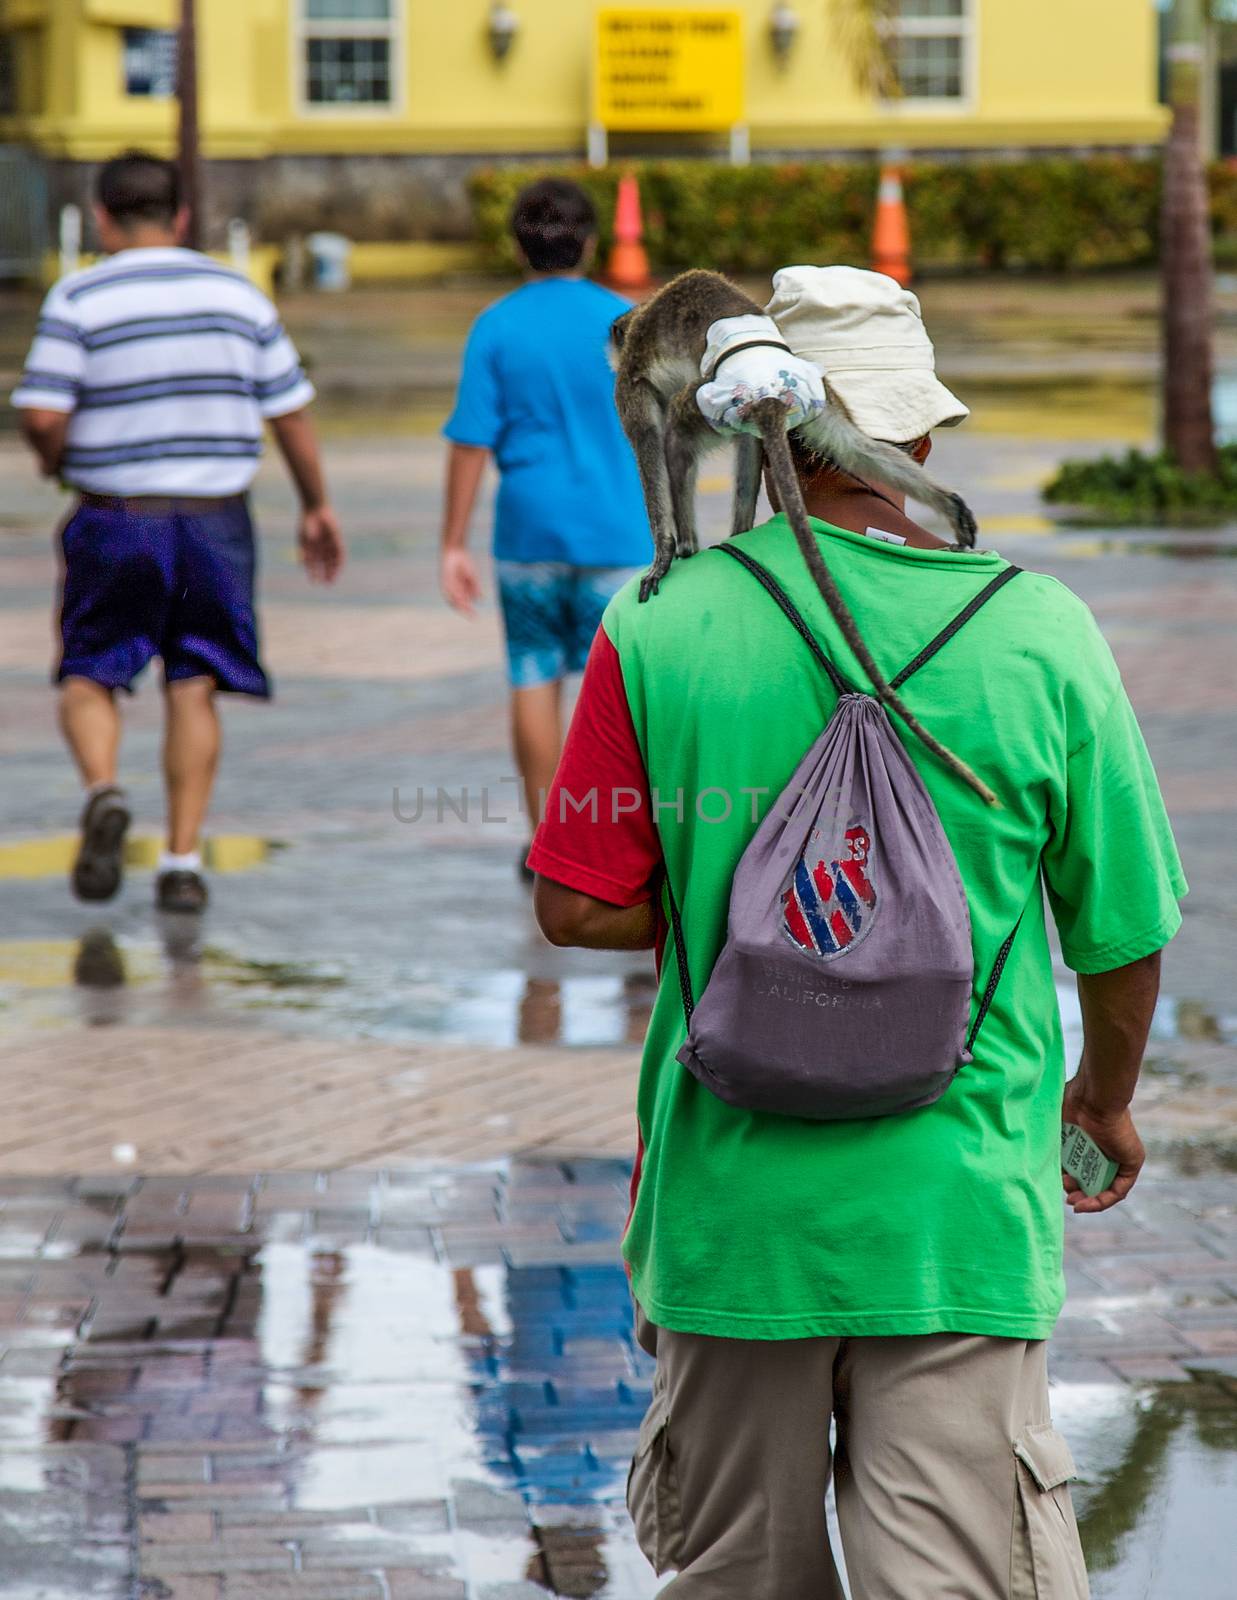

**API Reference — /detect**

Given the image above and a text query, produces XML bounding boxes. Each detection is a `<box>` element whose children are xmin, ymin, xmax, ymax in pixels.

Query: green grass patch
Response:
<box><xmin>1043</xmin><ymin>445</ymin><xmax>1237</xmax><ymax>525</ymax></box>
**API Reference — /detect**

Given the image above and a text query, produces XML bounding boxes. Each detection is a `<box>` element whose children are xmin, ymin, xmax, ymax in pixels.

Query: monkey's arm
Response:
<box><xmin>533</xmin><ymin>877</ymin><xmax>659</xmax><ymax>950</ymax></box>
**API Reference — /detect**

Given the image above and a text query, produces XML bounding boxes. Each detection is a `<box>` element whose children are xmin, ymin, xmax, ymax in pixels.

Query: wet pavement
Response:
<box><xmin>3</xmin><ymin>1161</ymin><xmax>1237</xmax><ymax>1599</ymax></box>
<box><xmin>1</xmin><ymin>276</ymin><xmax>1236</xmax><ymax>1595</ymax></box>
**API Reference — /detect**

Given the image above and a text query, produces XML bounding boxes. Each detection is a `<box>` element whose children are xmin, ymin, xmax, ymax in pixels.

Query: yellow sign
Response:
<box><xmin>594</xmin><ymin>8</ymin><xmax>744</xmax><ymax>132</ymax></box>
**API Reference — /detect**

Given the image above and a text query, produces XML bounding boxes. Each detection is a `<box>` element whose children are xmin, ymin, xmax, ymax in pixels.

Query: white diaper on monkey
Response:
<box><xmin>696</xmin><ymin>314</ymin><xmax>826</xmax><ymax>436</ymax></box>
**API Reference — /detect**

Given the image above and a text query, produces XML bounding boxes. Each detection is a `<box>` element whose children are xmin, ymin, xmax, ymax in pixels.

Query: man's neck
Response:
<box><xmin>799</xmin><ymin>483</ymin><xmax>947</xmax><ymax>550</ymax></box>
<box><xmin>108</xmin><ymin>229</ymin><xmax>181</xmax><ymax>255</ymax></box>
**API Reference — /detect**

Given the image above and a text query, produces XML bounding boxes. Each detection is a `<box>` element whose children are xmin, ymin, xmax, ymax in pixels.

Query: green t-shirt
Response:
<box><xmin>606</xmin><ymin>516</ymin><xmax>1186</xmax><ymax>1341</ymax></box>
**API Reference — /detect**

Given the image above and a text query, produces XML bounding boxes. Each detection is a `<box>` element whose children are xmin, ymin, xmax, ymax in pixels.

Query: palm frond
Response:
<box><xmin>827</xmin><ymin>0</ymin><xmax>902</xmax><ymax>100</ymax></box>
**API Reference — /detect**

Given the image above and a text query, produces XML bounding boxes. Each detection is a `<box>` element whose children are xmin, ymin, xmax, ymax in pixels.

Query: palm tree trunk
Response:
<box><xmin>1162</xmin><ymin>0</ymin><xmax>1217</xmax><ymax>473</ymax></box>
<box><xmin>177</xmin><ymin>0</ymin><xmax>204</xmax><ymax>251</ymax></box>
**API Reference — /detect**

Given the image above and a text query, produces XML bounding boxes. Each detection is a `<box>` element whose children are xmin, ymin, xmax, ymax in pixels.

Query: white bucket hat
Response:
<box><xmin>764</xmin><ymin>265</ymin><xmax>969</xmax><ymax>446</ymax></box>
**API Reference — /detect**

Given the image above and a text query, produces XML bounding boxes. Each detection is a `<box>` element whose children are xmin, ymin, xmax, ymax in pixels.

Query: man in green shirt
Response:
<box><xmin>528</xmin><ymin>267</ymin><xmax>1185</xmax><ymax>1597</ymax></box>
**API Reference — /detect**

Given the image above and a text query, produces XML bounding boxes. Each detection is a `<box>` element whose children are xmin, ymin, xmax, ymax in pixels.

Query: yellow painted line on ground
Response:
<box><xmin>983</xmin><ymin>468</ymin><xmax>1051</xmax><ymax>491</ymax></box>
<box><xmin>1045</xmin><ymin>540</ymin><xmax>1108</xmax><ymax>560</ymax></box>
<box><xmin>698</xmin><ymin>475</ymin><xmax>733</xmax><ymax>493</ymax></box>
<box><xmin>0</xmin><ymin>835</ymin><xmax>272</xmax><ymax>880</ymax></box>
<box><xmin>981</xmin><ymin>514</ymin><xmax>1058</xmax><ymax>536</ymax></box>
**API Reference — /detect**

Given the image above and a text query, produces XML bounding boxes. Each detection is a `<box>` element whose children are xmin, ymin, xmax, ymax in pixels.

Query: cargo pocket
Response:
<box><xmin>626</xmin><ymin>1383</ymin><xmax>685</xmax><ymax>1574</ymax></box>
<box><xmin>1011</xmin><ymin>1424</ymin><xmax>1090</xmax><ymax>1599</ymax></box>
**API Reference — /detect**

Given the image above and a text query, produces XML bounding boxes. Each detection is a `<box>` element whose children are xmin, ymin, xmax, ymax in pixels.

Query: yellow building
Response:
<box><xmin>0</xmin><ymin>0</ymin><xmax>1167</xmax><ymax>251</ymax></box>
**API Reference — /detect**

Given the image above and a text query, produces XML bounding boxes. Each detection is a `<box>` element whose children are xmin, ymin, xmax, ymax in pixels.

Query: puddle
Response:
<box><xmin>1056</xmin><ymin>1379</ymin><xmax>1237</xmax><ymax>1598</ymax></box>
<box><xmin>0</xmin><ymin>927</ymin><xmax>658</xmax><ymax>1049</ymax></box>
<box><xmin>1</xmin><ymin>1161</ymin><xmax>1235</xmax><ymax>1596</ymax></box>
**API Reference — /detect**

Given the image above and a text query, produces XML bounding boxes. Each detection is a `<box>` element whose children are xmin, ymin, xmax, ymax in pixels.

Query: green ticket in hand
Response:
<box><xmin>1061</xmin><ymin>1122</ymin><xmax>1120</xmax><ymax>1199</ymax></box>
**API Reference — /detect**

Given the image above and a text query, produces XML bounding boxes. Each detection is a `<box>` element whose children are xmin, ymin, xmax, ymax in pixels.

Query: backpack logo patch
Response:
<box><xmin>781</xmin><ymin>824</ymin><xmax>877</xmax><ymax>961</ymax></box>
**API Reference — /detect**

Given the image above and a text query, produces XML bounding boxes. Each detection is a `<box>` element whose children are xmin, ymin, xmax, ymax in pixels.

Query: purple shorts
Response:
<box><xmin>57</xmin><ymin>496</ymin><xmax>270</xmax><ymax>697</ymax></box>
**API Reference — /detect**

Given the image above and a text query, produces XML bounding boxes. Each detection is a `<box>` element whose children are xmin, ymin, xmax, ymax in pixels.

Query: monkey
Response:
<box><xmin>610</xmin><ymin>269</ymin><xmax>997</xmax><ymax>806</ymax></box>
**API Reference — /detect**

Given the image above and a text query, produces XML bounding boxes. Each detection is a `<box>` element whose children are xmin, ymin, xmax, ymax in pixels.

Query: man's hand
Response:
<box><xmin>269</xmin><ymin>410</ymin><xmax>342</xmax><ymax>583</ymax></box>
<box><xmin>1060</xmin><ymin>1080</ymin><xmax>1145</xmax><ymax>1214</ymax></box>
<box><xmin>299</xmin><ymin>505</ymin><xmax>345</xmax><ymax>584</ymax></box>
<box><xmin>442</xmin><ymin>548</ymin><xmax>482</xmax><ymax>614</ymax></box>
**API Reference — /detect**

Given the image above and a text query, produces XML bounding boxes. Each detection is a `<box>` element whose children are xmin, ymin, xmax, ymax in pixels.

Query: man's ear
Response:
<box><xmin>579</xmin><ymin>235</ymin><xmax>598</xmax><ymax>271</ymax></box>
<box><xmin>911</xmin><ymin>435</ymin><xmax>932</xmax><ymax>464</ymax></box>
<box><xmin>92</xmin><ymin>203</ymin><xmax>118</xmax><ymax>251</ymax></box>
<box><xmin>173</xmin><ymin>206</ymin><xmax>191</xmax><ymax>244</ymax></box>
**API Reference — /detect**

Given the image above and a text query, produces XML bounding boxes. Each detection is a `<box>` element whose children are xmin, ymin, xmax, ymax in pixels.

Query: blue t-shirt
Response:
<box><xmin>443</xmin><ymin>278</ymin><xmax>653</xmax><ymax>566</ymax></box>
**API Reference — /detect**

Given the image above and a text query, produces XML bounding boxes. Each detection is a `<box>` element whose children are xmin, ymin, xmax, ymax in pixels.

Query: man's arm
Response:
<box><xmin>19</xmin><ymin>409</ymin><xmax>70</xmax><ymax>478</ymax></box>
<box><xmin>440</xmin><ymin>442</ymin><xmax>488</xmax><ymax>613</ymax></box>
<box><xmin>1061</xmin><ymin>950</ymin><xmax>1161</xmax><ymax>1214</ymax></box>
<box><xmin>534</xmin><ymin>876</ymin><xmax>659</xmax><ymax>950</ymax></box>
<box><xmin>267</xmin><ymin>408</ymin><xmax>344</xmax><ymax>584</ymax></box>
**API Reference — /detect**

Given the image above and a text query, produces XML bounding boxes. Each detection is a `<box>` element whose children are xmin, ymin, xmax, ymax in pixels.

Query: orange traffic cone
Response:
<box><xmin>606</xmin><ymin>172</ymin><xmax>652</xmax><ymax>293</ymax></box>
<box><xmin>871</xmin><ymin>166</ymin><xmax>912</xmax><ymax>287</ymax></box>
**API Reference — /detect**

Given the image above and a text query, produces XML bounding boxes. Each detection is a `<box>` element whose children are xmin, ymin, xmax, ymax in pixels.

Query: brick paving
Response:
<box><xmin>0</xmin><ymin>1029</ymin><xmax>641</xmax><ymax>1172</ymax></box>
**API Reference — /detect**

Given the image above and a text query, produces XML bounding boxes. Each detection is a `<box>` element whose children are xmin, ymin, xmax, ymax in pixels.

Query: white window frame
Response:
<box><xmin>882</xmin><ymin>0</ymin><xmax>977</xmax><ymax>117</ymax></box>
<box><xmin>295</xmin><ymin>0</ymin><xmax>402</xmax><ymax>117</ymax></box>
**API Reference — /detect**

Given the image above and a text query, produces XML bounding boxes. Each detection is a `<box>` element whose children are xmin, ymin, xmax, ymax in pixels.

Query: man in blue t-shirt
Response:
<box><xmin>439</xmin><ymin>179</ymin><xmax>651</xmax><ymax>873</ymax></box>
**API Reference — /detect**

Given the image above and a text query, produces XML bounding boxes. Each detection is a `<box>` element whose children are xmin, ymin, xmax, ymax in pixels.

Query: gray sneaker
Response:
<box><xmin>71</xmin><ymin>786</ymin><xmax>131</xmax><ymax>903</ymax></box>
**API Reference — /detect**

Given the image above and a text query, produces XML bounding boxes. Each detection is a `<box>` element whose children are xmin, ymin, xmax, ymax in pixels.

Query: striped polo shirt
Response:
<box><xmin>11</xmin><ymin>247</ymin><xmax>315</xmax><ymax>496</ymax></box>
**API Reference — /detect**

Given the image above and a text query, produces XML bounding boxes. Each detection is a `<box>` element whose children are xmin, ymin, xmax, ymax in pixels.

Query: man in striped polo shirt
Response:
<box><xmin>12</xmin><ymin>150</ymin><xmax>343</xmax><ymax>914</ymax></box>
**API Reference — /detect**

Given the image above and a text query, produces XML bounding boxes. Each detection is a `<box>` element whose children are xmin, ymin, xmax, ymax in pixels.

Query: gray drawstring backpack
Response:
<box><xmin>666</xmin><ymin>543</ymin><xmax>1023</xmax><ymax>1122</ymax></box>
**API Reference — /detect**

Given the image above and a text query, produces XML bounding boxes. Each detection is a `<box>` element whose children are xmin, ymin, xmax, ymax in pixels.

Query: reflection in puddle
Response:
<box><xmin>1048</xmin><ymin>534</ymin><xmax>1237</xmax><ymax>557</ymax></box>
<box><xmin>71</xmin><ymin>928</ymin><xmax>125</xmax><ymax>989</ymax></box>
<box><xmin>7</xmin><ymin>934</ymin><xmax>659</xmax><ymax>1049</ymax></box>
<box><xmin>0</xmin><ymin>1162</ymin><xmax>1235</xmax><ymax>1595</ymax></box>
<box><xmin>1059</xmin><ymin>1380</ymin><xmax>1237</xmax><ymax>1598</ymax></box>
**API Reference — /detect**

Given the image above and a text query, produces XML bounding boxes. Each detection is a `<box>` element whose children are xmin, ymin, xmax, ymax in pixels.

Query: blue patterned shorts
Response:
<box><xmin>495</xmin><ymin>561</ymin><xmax>640</xmax><ymax>689</ymax></box>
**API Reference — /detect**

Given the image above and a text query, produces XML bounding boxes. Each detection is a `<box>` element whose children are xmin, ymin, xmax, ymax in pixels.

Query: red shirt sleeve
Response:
<box><xmin>526</xmin><ymin>625</ymin><xmax>661</xmax><ymax>907</ymax></box>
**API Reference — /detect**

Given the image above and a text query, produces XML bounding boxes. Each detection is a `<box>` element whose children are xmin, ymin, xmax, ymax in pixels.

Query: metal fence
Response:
<box><xmin>0</xmin><ymin>145</ymin><xmax>48</xmax><ymax>280</ymax></box>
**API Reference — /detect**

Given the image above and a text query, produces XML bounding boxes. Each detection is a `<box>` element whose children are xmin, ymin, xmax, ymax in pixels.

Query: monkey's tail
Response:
<box><xmin>752</xmin><ymin>403</ymin><xmax>999</xmax><ymax>807</ymax></box>
<box><xmin>795</xmin><ymin>402</ymin><xmax>978</xmax><ymax>548</ymax></box>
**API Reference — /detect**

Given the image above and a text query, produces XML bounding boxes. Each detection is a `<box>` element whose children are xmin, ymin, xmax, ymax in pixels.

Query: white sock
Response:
<box><xmin>159</xmin><ymin>850</ymin><xmax>202</xmax><ymax>874</ymax></box>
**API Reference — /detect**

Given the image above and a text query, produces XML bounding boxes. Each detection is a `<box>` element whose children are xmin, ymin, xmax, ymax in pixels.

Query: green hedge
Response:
<box><xmin>469</xmin><ymin>157</ymin><xmax>1237</xmax><ymax>277</ymax></box>
<box><xmin>1043</xmin><ymin>444</ymin><xmax>1237</xmax><ymax>524</ymax></box>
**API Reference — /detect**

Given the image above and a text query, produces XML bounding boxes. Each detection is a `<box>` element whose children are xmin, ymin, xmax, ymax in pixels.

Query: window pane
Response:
<box><xmin>306</xmin><ymin>0</ymin><xmax>391</xmax><ymax>19</ymax></box>
<box><xmin>894</xmin><ymin>34</ymin><xmax>963</xmax><ymax>98</ymax></box>
<box><xmin>898</xmin><ymin>0</ymin><xmax>964</xmax><ymax>17</ymax></box>
<box><xmin>122</xmin><ymin>27</ymin><xmax>178</xmax><ymax>98</ymax></box>
<box><xmin>306</xmin><ymin>37</ymin><xmax>392</xmax><ymax>103</ymax></box>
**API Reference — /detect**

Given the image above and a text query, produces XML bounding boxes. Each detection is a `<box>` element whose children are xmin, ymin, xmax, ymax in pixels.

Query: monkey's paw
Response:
<box><xmin>638</xmin><ymin>572</ymin><xmax>660</xmax><ymax>603</ymax></box>
<box><xmin>950</xmin><ymin>495</ymin><xmax>979</xmax><ymax>548</ymax></box>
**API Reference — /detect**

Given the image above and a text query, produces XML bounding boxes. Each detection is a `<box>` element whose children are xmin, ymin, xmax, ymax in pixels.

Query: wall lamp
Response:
<box><xmin>769</xmin><ymin>3</ymin><xmax>800</xmax><ymax>67</ymax></box>
<box><xmin>488</xmin><ymin>3</ymin><xmax>519</xmax><ymax>63</ymax></box>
